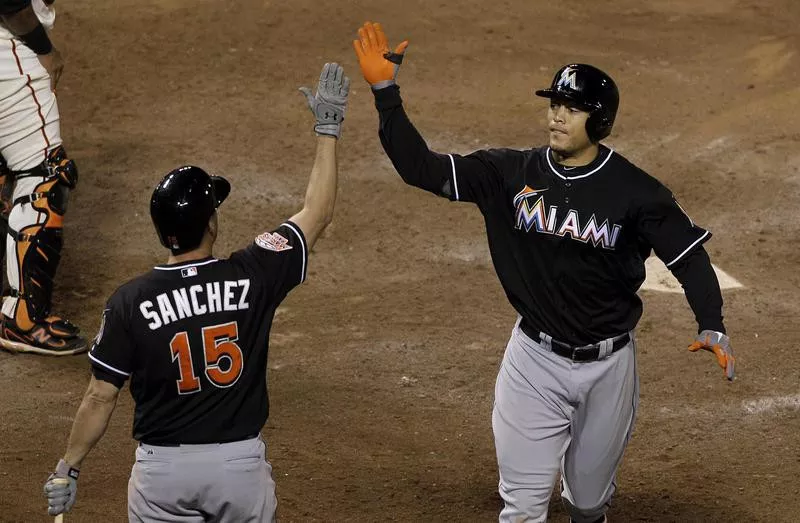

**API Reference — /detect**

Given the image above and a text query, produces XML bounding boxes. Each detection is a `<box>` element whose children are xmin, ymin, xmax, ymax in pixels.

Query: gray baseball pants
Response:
<box><xmin>128</xmin><ymin>435</ymin><xmax>277</xmax><ymax>522</ymax></box>
<box><xmin>492</xmin><ymin>319</ymin><xmax>639</xmax><ymax>523</ymax></box>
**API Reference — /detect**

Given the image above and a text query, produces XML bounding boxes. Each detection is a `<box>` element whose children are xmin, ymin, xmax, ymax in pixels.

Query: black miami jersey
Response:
<box><xmin>88</xmin><ymin>222</ymin><xmax>307</xmax><ymax>444</ymax></box>
<box><xmin>375</xmin><ymin>85</ymin><xmax>712</xmax><ymax>345</ymax></box>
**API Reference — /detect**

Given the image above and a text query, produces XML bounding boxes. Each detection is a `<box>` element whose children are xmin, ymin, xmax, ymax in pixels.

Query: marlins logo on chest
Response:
<box><xmin>513</xmin><ymin>185</ymin><xmax>622</xmax><ymax>250</ymax></box>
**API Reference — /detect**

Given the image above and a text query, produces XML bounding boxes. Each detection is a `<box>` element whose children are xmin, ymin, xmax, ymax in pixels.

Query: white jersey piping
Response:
<box><xmin>665</xmin><ymin>231</ymin><xmax>710</xmax><ymax>267</ymax></box>
<box><xmin>447</xmin><ymin>154</ymin><xmax>460</xmax><ymax>200</ymax></box>
<box><xmin>88</xmin><ymin>352</ymin><xmax>131</xmax><ymax>377</ymax></box>
<box><xmin>546</xmin><ymin>147</ymin><xmax>615</xmax><ymax>180</ymax></box>
<box><xmin>282</xmin><ymin>221</ymin><xmax>307</xmax><ymax>283</ymax></box>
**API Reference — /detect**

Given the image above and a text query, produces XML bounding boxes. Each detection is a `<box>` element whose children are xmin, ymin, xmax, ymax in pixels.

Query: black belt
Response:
<box><xmin>140</xmin><ymin>433</ymin><xmax>259</xmax><ymax>447</ymax></box>
<box><xmin>519</xmin><ymin>320</ymin><xmax>630</xmax><ymax>362</ymax></box>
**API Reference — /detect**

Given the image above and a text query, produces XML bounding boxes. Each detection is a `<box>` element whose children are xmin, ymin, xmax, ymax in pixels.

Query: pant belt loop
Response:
<box><xmin>538</xmin><ymin>331</ymin><xmax>553</xmax><ymax>352</ymax></box>
<box><xmin>598</xmin><ymin>338</ymin><xmax>612</xmax><ymax>360</ymax></box>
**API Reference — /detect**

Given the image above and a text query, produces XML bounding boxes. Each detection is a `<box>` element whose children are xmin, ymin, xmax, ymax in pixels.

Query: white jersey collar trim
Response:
<box><xmin>154</xmin><ymin>258</ymin><xmax>219</xmax><ymax>271</ymax></box>
<box><xmin>546</xmin><ymin>147</ymin><xmax>614</xmax><ymax>180</ymax></box>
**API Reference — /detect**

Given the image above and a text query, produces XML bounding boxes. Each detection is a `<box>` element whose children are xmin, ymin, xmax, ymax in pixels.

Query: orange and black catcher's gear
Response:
<box><xmin>3</xmin><ymin>146</ymin><xmax>79</xmax><ymax>333</ymax></box>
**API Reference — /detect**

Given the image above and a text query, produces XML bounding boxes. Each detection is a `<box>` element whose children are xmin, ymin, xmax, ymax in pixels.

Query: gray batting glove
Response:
<box><xmin>299</xmin><ymin>62</ymin><xmax>350</xmax><ymax>139</ymax></box>
<box><xmin>43</xmin><ymin>459</ymin><xmax>79</xmax><ymax>515</ymax></box>
<box><xmin>688</xmin><ymin>329</ymin><xmax>735</xmax><ymax>381</ymax></box>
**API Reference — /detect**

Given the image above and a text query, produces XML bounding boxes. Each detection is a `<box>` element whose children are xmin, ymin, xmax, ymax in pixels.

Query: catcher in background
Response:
<box><xmin>43</xmin><ymin>63</ymin><xmax>349</xmax><ymax>520</ymax></box>
<box><xmin>354</xmin><ymin>21</ymin><xmax>735</xmax><ymax>523</ymax></box>
<box><xmin>0</xmin><ymin>0</ymin><xmax>84</xmax><ymax>355</ymax></box>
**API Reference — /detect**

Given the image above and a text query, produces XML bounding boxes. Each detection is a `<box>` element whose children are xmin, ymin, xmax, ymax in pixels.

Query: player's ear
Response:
<box><xmin>207</xmin><ymin>212</ymin><xmax>218</xmax><ymax>239</ymax></box>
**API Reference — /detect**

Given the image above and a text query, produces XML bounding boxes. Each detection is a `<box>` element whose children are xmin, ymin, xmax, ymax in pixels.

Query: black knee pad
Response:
<box><xmin>45</xmin><ymin>145</ymin><xmax>78</xmax><ymax>189</ymax></box>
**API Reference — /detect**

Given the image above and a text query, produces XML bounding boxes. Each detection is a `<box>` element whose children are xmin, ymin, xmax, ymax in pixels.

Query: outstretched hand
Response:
<box><xmin>299</xmin><ymin>62</ymin><xmax>350</xmax><ymax>139</ymax></box>
<box><xmin>688</xmin><ymin>330</ymin><xmax>735</xmax><ymax>381</ymax></box>
<box><xmin>352</xmin><ymin>21</ymin><xmax>409</xmax><ymax>89</ymax></box>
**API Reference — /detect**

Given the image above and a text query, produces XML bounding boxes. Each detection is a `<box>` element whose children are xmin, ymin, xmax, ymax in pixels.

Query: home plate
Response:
<box><xmin>640</xmin><ymin>257</ymin><xmax>743</xmax><ymax>293</ymax></box>
<box><xmin>742</xmin><ymin>394</ymin><xmax>800</xmax><ymax>415</ymax></box>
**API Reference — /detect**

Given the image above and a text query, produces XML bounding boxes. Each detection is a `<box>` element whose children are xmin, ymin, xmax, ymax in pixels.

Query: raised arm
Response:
<box><xmin>289</xmin><ymin>136</ymin><xmax>338</xmax><ymax>250</ymax></box>
<box><xmin>353</xmin><ymin>21</ymin><xmax>510</xmax><ymax>206</ymax></box>
<box><xmin>290</xmin><ymin>63</ymin><xmax>350</xmax><ymax>250</ymax></box>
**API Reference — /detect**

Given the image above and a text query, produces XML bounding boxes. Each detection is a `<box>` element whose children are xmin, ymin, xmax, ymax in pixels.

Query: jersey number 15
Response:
<box><xmin>169</xmin><ymin>321</ymin><xmax>244</xmax><ymax>394</ymax></box>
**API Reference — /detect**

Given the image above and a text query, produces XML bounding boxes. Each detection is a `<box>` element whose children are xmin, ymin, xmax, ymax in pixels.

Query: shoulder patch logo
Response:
<box><xmin>92</xmin><ymin>308</ymin><xmax>109</xmax><ymax>348</ymax></box>
<box><xmin>255</xmin><ymin>231</ymin><xmax>293</xmax><ymax>252</ymax></box>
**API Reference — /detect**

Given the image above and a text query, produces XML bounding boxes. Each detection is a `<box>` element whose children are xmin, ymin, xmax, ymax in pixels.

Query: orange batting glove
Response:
<box><xmin>688</xmin><ymin>330</ymin><xmax>735</xmax><ymax>381</ymax></box>
<box><xmin>352</xmin><ymin>21</ymin><xmax>409</xmax><ymax>89</ymax></box>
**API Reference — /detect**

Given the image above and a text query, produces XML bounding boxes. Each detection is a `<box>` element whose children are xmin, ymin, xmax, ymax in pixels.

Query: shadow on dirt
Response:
<box><xmin>605</xmin><ymin>491</ymin><xmax>757</xmax><ymax>523</ymax></box>
<box><xmin>469</xmin><ymin>487</ymin><xmax>755</xmax><ymax>523</ymax></box>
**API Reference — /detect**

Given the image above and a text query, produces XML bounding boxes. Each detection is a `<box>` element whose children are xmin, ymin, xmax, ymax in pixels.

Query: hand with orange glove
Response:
<box><xmin>688</xmin><ymin>330</ymin><xmax>735</xmax><ymax>381</ymax></box>
<box><xmin>352</xmin><ymin>21</ymin><xmax>409</xmax><ymax>90</ymax></box>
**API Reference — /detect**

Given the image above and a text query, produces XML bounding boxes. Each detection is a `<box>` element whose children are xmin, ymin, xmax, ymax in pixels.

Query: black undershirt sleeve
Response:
<box><xmin>669</xmin><ymin>246</ymin><xmax>726</xmax><ymax>334</ymax></box>
<box><xmin>374</xmin><ymin>84</ymin><xmax>455</xmax><ymax>197</ymax></box>
<box><xmin>373</xmin><ymin>85</ymin><xmax>510</xmax><ymax>207</ymax></box>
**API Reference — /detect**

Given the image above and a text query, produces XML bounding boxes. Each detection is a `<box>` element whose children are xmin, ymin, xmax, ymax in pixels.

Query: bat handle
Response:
<box><xmin>50</xmin><ymin>477</ymin><xmax>70</xmax><ymax>522</ymax></box>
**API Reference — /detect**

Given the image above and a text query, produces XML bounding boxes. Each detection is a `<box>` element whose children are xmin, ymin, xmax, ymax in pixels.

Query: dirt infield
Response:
<box><xmin>1</xmin><ymin>0</ymin><xmax>799</xmax><ymax>521</ymax></box>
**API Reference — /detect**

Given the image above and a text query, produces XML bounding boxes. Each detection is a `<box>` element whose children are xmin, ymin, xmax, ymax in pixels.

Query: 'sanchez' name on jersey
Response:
<box><xmin>139</xmin><ymin>279</ymin><xmax>251</xmax><ymax>330</ymax></box>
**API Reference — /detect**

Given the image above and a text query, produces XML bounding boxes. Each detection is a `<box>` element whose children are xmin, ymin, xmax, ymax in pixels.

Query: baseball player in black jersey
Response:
<box><xmin>42</xmin><ymin>62</ymin><xmax>350</xmax><ymax>521</ymax></box>
<box><xmin>354</xmin><ymin>22</ymin><xmax>735</xmax><ymax>523</ymax></box>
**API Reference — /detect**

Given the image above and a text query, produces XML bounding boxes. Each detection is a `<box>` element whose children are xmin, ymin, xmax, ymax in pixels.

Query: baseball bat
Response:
<box><xmin>51</xmin><ymin>477</ymin><xmax>69</xmax><ymax>523</ymax></box>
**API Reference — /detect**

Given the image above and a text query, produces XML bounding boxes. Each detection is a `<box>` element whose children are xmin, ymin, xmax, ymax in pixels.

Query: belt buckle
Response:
<box><xmin>571</xmin><ymin>343</ymin><xmax>597</xmax><ymax>361</ymax></box>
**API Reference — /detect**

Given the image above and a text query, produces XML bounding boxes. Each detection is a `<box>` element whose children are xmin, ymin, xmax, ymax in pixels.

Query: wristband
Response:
<box><xmin>55</xmin><ymin>458</ymin><xmax>80</xmax><ymax>480</ymax></box>
<box><xmin>19</xmin><ymin>23</ymin><xmax>52</xmax><ymax>55</ymax></box>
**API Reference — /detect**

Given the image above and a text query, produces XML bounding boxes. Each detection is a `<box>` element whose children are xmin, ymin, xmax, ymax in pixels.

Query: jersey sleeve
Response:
<box><xmin>637</xmin><ymin>184</ymin><xmax>711</xmax><ymax>268</ymax></box>
<box><xmin>87</xmin><ymin>293</ymin><xmax>135</xmax><ymax>383</ymax></box>
<box><xmin>448</xmin><ymin>149</ymin><xmax>520</xmax><ymax>205</ymax></box>
<box><xmin>229</xmin><ymin>221</ymin><xmax>308</xmax><ymax>301</ymax></box>
<box><xmin>374</xmin><ymin>85</ymin><xmax>513</xmax><ymax>208</ymax></box>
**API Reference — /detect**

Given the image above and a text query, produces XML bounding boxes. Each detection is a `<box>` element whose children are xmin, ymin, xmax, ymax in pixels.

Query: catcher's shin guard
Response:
<box><xmin>0</xmin><ymin>146</ymin><xmax>85</xmax><ymax>355</ymax></box>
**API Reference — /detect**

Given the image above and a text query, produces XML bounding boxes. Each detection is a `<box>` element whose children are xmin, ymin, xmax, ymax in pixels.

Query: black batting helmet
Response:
<box><xmin>150</xmin><ymin>165</ymin><xmax>231</xmax><ymax>253</ymax></box>
<box><xmin>535</xmin><ymin>63</ymin><xmax>619</xmax><ymax>142</ymax></box>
